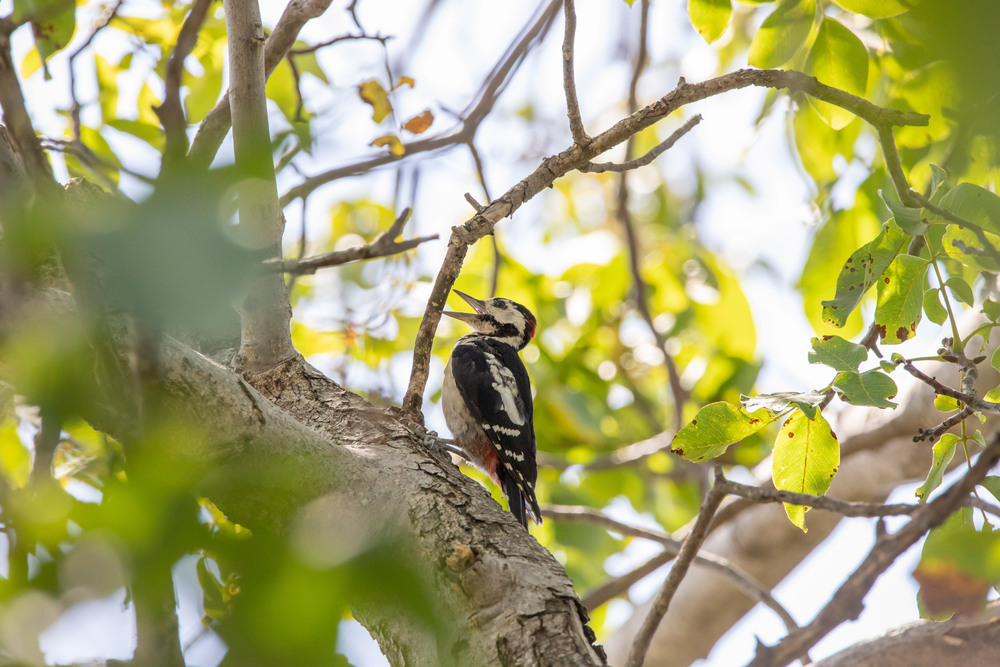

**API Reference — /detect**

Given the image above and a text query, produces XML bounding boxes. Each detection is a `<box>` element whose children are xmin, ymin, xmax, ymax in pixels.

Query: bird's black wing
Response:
<box><xmin>450</xmin><ymin>338</ymin><xmax>540</xmax><ymax>526</ymax></box>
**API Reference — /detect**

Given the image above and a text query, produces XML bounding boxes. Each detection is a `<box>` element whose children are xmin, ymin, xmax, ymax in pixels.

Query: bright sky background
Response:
<box><xmin>0</xmin><ymin>0</ymin><xmax>965</xmax><ymax>664</ymax></box>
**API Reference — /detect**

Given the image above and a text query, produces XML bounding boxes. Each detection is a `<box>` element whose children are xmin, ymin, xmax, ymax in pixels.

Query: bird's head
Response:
<box><xmin>443</xmin><ymin>290</ymin><xmax>537</xmax><ymax>350</ymax></box>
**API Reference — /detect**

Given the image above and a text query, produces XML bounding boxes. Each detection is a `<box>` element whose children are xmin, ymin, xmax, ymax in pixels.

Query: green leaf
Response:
<box><xmin>936</xmin><ymin>184</ymin><xmax>1000</xmax><ymax>271</ymax></box>
<box><xmin>915</xmin><ymin>434</ymin><xmax>959</xmax><ymax>502</ymax></box>
<box><xmin>741</xmin><ymin>391</ymin><xmax>826</xmax><ymax>420</ymax></box>
<box><xmin>670</xmin><ymin>402</ymin><xmax>777</xmax><ymax>463</ymax></box>
<box><xmin>832</xmin><ymin>370</ymin><xmax>898</xmax><ymax>408</ymax></box>
<box><xmin>990</xmin><ymin>346</ymin><xmax>1000</xmax><ymax>375</ymax></box>
<box><xmin>805</xmin><ymin>17</ymin><xmax>868</xmax><ymax>129</ymax></box>
<box><xmin>983</xmin><ymin>299</ymin><xmax>1000</xmax><ymax>322</ymax></box>
<box><xmin>748</xmin><ymin>0</ymin><xmax>816</xmax><ymax>69</ymax></box>
<box><xmin>808</xmin><ymin>335</ymin><xmax>867</xmax><ymax>372</ymax></box>
<box><xmin>772</xmin><ymin>410</ymin><xmax>840</xmax><ymax>532</ymax></box>
<box><xmin>945</xmin><ymin>276</ymin><xmax>975</xmax><ymax>307</ymax></box>
<box><xmin>829</xmin><ymin>0</ymin><xmax>909</xmax><ymax>18</ymax></box>
<box><xmin>929</xmin><ymin>164</ymin><xmax>948</xmax><ymax>197</ymax></box>
<box><xmin>822</xmin><ymin>224</ymin><xmax>908</xmax><ymax>327</ymax></box>
<box><xmin>933</xmin><ymin>395</ymin><xmax>962</xmax><ymax>412</ymax></box>
<box><xmin>689</xmin><ymin>0</ymin><xmax>733</xmax><ymax>43</ymax></box>
<box><xmin>880</xmin><ymin>190</ymin><xmax>927</xmax><ymax>235</ymax></box>
<box><xmin>922</xmin><ymin>288</ymin><xmax>948</xmax><ymax>325</ymax></box>
<box><xmin>15</xmin><ymin>0</ymin><xmax>77</xmax><ymax>61</ymax></box>
<box><xmin>874</xmin><ymin>255</ymin><xmax>929</xmax><ymax>344</ymax></box>
<box><xmin>981</xmin><ymin>476</ymin><xmax>1000</xmax><ymax>505</ymax></box>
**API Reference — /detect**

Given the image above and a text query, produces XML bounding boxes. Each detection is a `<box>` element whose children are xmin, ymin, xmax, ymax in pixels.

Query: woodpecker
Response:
<box><xmin>441</xmin><ymin>290</ymin><xmax>541</xmax><ymax>528</ymax></box>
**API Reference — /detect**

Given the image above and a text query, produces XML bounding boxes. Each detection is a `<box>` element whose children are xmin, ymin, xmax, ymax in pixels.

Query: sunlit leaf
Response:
<box><xmin>821</xmin><ymin>224</ymin><xmax>908</xmax><ymax>327</ymax></box>
<box><xmin>922</xmin><ymin>288</ymin><xmax>948</xmax><ymax>325</ymax></box>
<box><xmin>741</xmin><ymin>391</ymin><xmax>826</xmax><ymax>419</ymax></box>
<box><xmin>808</xmin><ymin>335</ymin><xmax>867</xmax><ymax>372</ymax></box>
<box><xmin>915</xmin><ymin>434</ymin><xmax>958</xmax><ymax>502</ymax></box>
<box><xmin>772</xmin><ymin>409</ymin><xmax>840</xmax><ymax>532</ymax></box>
<box><xmin>880</xmin><ymin>190</ymin><xmax>927</xmax><ymax>235</ymax></box>
<box><xmin>832</xmin><ymin>370</ymin><xmax>897</xmax><ymax>408</ymax></box>
<box><xmin>805</xmin><ymin>17</ymin><xmax>868</xmax><ymax>129</ymax></box>
<box><xmin>830</xmin><ymin>0</ymin><xmax>909</xmax><ymax>18</ymax></box>
<box><xmin>689</xmin><ymin>0</ymin><xmax>733</xmax><ymax>44</ymax></box>
<box><xmin>874</xmin><ymin>255</ymin><xmax>928</xmax><ymax>344</ymax></box>
<box><xmin>748</xmin><ymin>0</ymin><xmax>816</xmax><ymax>69</ymax></box>
<box><xmin>402</xmin><ymin>110</ymin><xmax>434</xmax><ymax>135</ymax></box>
<box><xmin>670</xmin><ymin>402</ymin><xmax>777</xmax><ymax>463</ymax></box>
<box><xmin>359</xmin><ymin>79</ymin><xmax>392</xmax><ymax>123</ymax></box>
<box><xmin>370</xmin><ymin>134</ymin><xmax>405</xmax><ymax>156</ymax></box>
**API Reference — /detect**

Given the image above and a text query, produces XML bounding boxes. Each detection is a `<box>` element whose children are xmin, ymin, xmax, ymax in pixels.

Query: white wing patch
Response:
<box><xmin>485</xmin><ymin>353</ymin><xmax>525</xmax><ymax>426</ymax></box>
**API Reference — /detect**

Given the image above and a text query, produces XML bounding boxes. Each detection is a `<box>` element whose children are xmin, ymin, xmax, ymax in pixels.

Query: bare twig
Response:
<box><xmin>749</xmin><ymin>432</ymin><xmax>1000</xmax><ymax>667</ymax></box>
<box><xmin>280</xmin><ymin>0</ymin><xmax>563</xmax><ymax>206</ymax></box>
<box><xmin>267</xmin><ymin>208</ymin><xmax>438</xmax><ymax>275</ymax></box>
<box><xmin>187</xmin><ymin>0</ymin><xmax>336</xmax><ymax>169</ymax></box>
<box><xmin>156</xmin><ymin>0</ymin><xmax>213</xmax><ymax>165</ymax></box>
<box><xmin>583</xmin><ymin>115</ymin><xmax>702</xmax><ymax>173</ymax></box>
<box><xmin>30</xmin><ymin>409</ymin><xmax>62</xmax><ymax>483</ymax></box>
<box><xmin>718</xmin><ymin>479</ymin><xmax>921</xmax><ymax>517</ymax></box>
<box><xmin>288</xmin><ymin>31</ymin><xmax>390</xmax><ymax>55</ymax></box>
<box><xmin>544</xmin><ymin>504</ymin><xmax>803</xmax><ymax>638</ymax></box>
<box><xmin>903</xmin><ymin>361</ymin><xmax>1000</xmax><ymax>415</ymax></box>
<box><xmin>914</xmin><ymin>406</ymin><xmax>974</xmax><ymax>442</ymax></box>
<box><xmin>625</xmin><ymin>466</ymin><xmax>727</xmax><ymax>667</ymax></box>
<box><xmin>582</xmin><ymin>550</ymin><xmax>673</xmax><ymax>611</ymax></box>
<box><xmin>561</xmin><ymin>0</ymin><xmax>588</xmax><ymax>145</ymax></box>
<box><xmin>67</xmin><ymin>0</ymin><xmax>123</xmax><ymax>143</ymax></box>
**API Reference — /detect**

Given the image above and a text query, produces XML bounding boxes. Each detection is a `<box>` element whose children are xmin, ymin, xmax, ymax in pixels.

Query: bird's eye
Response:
<box><xmin>495</xmin><ymin>301</ymin><xmax>508</xmax><ymax>309</ymax></box>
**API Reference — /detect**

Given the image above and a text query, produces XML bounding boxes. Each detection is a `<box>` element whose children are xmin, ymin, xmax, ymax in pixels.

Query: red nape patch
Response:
<box><xmin>526</xmin><ymin>317</ymin><xmax>537</xmax><ymax>340</ymax></box>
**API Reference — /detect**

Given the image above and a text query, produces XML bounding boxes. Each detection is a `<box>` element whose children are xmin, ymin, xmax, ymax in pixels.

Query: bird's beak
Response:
<box><xmin>443</xmin><ymin>290</ymin><xmax>486</xmax><ymax>324</ymax></box>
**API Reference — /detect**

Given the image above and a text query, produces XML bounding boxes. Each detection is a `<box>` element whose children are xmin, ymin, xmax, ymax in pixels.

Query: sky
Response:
<box><xmin>0</xmin><ymin>0</ymin><xmax>967</xmax><ymax>664</ymax></box>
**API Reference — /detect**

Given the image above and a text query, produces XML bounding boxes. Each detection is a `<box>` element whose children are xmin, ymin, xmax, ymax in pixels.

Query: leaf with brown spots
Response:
<box><xmin>670</xmin><ymin>402</ymin><xmax>777</xmax><ymax>463</ymax></box>
<box><xmin>772</xmin><ymin>409</ymin><xmax>840</xmax><ymax>532</ymax></box>
<box><xmin>875</xmin><ymin>255</ymin><xmax>929</xmax><ymax>344</ymax></box>
<box><xmin>821</xmin><ymin>225</ymin><xmax>908</xmax><ymax>327</ymax></box>
<box><xmin>832</xmin><ymin>369</ymin><xmax>898</xmax><ymax>408</ymax></box>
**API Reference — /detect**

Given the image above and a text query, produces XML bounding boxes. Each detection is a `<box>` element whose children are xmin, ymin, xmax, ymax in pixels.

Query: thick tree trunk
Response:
<box><xmin>0</xmin><ymin>287</ymin><xmax>605</xmax><ymax>667</ymax></box>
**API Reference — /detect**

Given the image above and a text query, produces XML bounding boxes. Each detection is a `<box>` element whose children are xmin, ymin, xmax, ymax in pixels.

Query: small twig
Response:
<box><xmin>914</xmin><ymin>406</ymin><xmax>974</xmax><ymax>442</ymax></box>
<box><xmin>625</xmin><ymin>465</ymin><xmax>727</xmax><ymax>667</ymax></box>
<box><xmin>288</xmin><ymin>31</ymin><xmax>390</xmax><ymax>55</ymax></box>
<box><xmin>67</xmin><ymin>0</ymin><xmax>123</xmax><ymax>144</ymax></box>
<box><xmin>583</xmin><ymin>550</ymin><xmax>673</xmax><ymax>610</ymax></box>
<box><xmin>903</xmin><ymin>361</ymin><xmax>1000</xmax><ymax>415</ymax></box>
<box><xmin>0</xmin><ymin>29</ymin><xmax>54</xmax><ymax>186</ymax></box>
<box><xmin>718</xmin><ymin>480</ymin><xmax>921</xmax><ymax>517</ymax></box>
<box><xmin>465</xmin><ymin>141</ymin><xmax>500</xmax><ymax>296</ymax></box>
<box><xmin>544</xmin><ymin>504</ymin><xmax>803</xmax><ymax>638</ymax></box>
<box><xmin>583</xmin><ymin>115</ymin><xmax>702</xmax><ymax>173</ymax></box>
<box><xmin>561</xmin><ymin>0</ymin><xmax>588</xmax><ymax>145</ymax></box>
<box><xmin>268</xmin><ymin>208</ymin><xmax>437</xmax><ymax>275</ymax></box>
<box><xmin>31</xmin><ymin>409</ymin><xmax>62</xmax><ymax>483</ymax></box>
<box><xmin>156</xmin><ymin>0</ymin><xmax>212</xmax><ymax>165</ymax></box>
<box><xmin>464</xmin><ymin>192</ymin><xmax>485</xmax><ymax>212</ymax></box>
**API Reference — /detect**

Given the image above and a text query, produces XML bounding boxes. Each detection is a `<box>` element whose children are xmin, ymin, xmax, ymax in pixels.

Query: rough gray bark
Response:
<box><xmin>813</xmin><ymin>601</ymin><xmax>1000</xmax><ymax>667</ymax></box>
<box><xmin>605</xmin><ymin>325</ymin><xmax>999</xmax><ymax>666</ymax></box>
<box><xmin>0</xmin><ymin>287</ymin><xmax>606</xmax><ymax>667</ymax></box>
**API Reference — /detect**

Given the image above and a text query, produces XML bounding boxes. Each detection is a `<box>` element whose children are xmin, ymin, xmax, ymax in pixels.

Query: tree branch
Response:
<box><xmin>625</xmin><ymin>466</ymin><xmax>727</xmax><ymax>667</ymax></box>
<box><xmin>0</xmin><ymin>29</ymin><xmax>55</xmax><ymax>188</ymax></box>
<box><xmin>403</xmin><ymin>68</ymin><xmax>929</xmax><ymax>417</ymax></box>
<box><xmin>582</xmin><ymin>115</ymin><xmax>701</xmax><ymax>173</ymax></box>
<box><xmin>187</xmin><ymin>0</ymin><xmax>335</xmax><ymax>170</ymax></box>
<box><xmin>561</xmin><ymin>0</ymin><xmax>588</xmax><ymax>145</ymax></box>
<box><xmin>265</xmin><ymin>208</ymin><xmax>438</xmax><ymax>275</ymax></box>
<box><xmin>156</xmin><ymin>0</ymin><xmax>213</xmax><ymax>166</ymax></box>
<box><xmin>223</xmin><ymin>0</ymin><xmax>295</xmax><ymax>371</ymax></box>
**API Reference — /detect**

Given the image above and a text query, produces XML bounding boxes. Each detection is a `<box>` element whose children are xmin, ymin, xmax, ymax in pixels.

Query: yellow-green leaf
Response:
<box><xmin>874</xmin><ymin>255</ymin><xmax>929</xmax><ymax>344</ymax></box>
<box><xmin>748</xmin><ymin>0</ymin><xmax>816</xmax><ymax>69</ymax></box>
<box><xmin>670</xmin><ymin>402</ymin><xmax>777</xmax><ymax>463</ymax></box>
<box><xmin>830</xmin><ymin>0</ymin><xmax>909</xmax><ymax>18</ymax></box>
<box><xmin>915</xmin><ymin>434</ymin><xmax>959</xmax><ymax>502</ymax></box>
<box><xmin>359</xmin><ymin>79</ymin><xmax>393</xmax><ymax>123</ymax></box>
<box><xmin>772</xmin><ymin>410</ymin><xmax>840</xmax><ymax>532</ymax></box>
<box><xmin>689</xmin><ymin>0</ymin><xmax>733</xmax><ymax>44</ymax></box>
<box><xmin>805</xmin><ymin>17</ymin><xmax>868</xmax><ymax>129</ymax></box>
